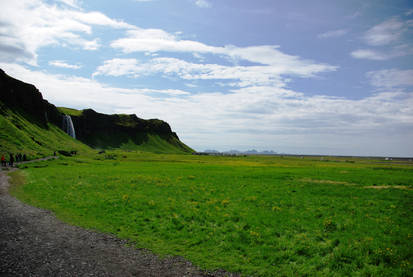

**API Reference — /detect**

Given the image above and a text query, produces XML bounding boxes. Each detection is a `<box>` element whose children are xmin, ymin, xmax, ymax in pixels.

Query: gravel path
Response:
<box><xmin>0</xmin><ymin>162</ymin><xmax>238</xmax><ymax>277</ymax></box>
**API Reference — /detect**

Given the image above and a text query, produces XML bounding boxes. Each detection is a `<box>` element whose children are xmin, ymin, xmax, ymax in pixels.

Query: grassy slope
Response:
<box><xmin>10</xmin><ymin>153</ymin><xmax>413</xmax><ymax>276</ymax></box>
<box><xmin>0</xmin><ymin>106</ymin><xmax>91</xmax><ymax>158</ymax></box>
<box><xmin>57</xmin><ymin>107</ymin><xmax>83</xmax><ymax>116</ymax></box>
<box><xmin>58</xmin><ymin>106</ymin><xmax>194</xmax><ymax>154</ymax></box>
<box><xmin>116</xmin><ymin>134</ymin><xmax>194</xmax><ymax>154</ymax></box>
<box><xmin>0</xmin><ymin>107</ymin><xmax>190</xmax><ymax>156</ymax></box>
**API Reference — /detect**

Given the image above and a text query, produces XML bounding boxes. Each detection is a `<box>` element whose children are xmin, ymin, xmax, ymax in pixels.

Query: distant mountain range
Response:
<box><xmin>203</xmin><ymin>149</ymin><xmax>278</xmax><ymax>155</ymax></box>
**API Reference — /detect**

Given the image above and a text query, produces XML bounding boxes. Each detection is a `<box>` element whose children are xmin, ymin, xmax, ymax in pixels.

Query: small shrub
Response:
<box><xmin>105</xmin><ymin>154</ymin><xmax>117</xmax><ymax>160</ymax></box>
<box><xmin>323</xmin><ymin>219</ymin><xmax>337</xmax><ymax>232</ymax></box>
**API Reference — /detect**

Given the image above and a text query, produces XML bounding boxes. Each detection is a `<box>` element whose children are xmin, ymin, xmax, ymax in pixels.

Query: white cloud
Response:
<box><xmin>351</xmin><ymin>17</ymin><xmax>413</xmax><ymax>61</ymax></box>
<box><xmin>0</xmin><ymin>1</ymin><xmax>333</xmax><ymax>79</ymax></box>
<box><xmin>94</xmin><ymin>57</ymin><xmax>287</xmax><ymax>87</ymax></box>
<box><xmin>1</xmin><ymin>63</ymin><xmax>189</xmax><ymax>110</ymax></box>
<box><xmin>350</xmin><ymin>49</ymin><xmax>389</xmax><ymax>60</ymax></box>
<box><xmin>0</xmin><ymin>0</ymin><xmax>134</xmax><ymax>65</ymax></box>
<box><xmin>94</xmin><ymin>57</ymin><xmax>336</xmax><ymax>88</ymax></box>
<box><xmin>367</xmin><ymin>69</ymin><xmax>413</xmax><ymax>89</ymax></box>
<box><xmin>318</xmin><ymin>29</ymin><xmax>348</xmax><ymax>39</ymax></box>
<box><xmin>185</xmin><ymin>83</ymin><xmax>197</xmax><ymax>88</ymax></box>
<box><xmin>110</xmin><ymin>28</ymin><xmax>220</xmax><ymax>54</ymax></box>
<box><xmin>193</xmin><ymin>52</ymin><xmax>205</xmax><ymax>62</ymax></box>
<box><xmin>134</xmin><ymin>88</ymin><xmax>190</xmax><ymax>95</ymax></box>
<box><xmin>194</xmin><ymin>0</ymin><xmax>211</xmax><ymax>8</ymax></box>
<box><xmin>93</xmin><ymin>58</ymin><xmax>140</xmax><ymax>77</ymax></box>
<box><xmin>364</xmin><ymin>18</ymin><xmax>411</xmax><ymax>46</ymax></box>
<box><xmin>71</xmin><ymin>11</ymin><xmax>134</xmax><ymax>29</ymax></box>
<box><xmin>110</xmin><ymin>30</ymin><xmax>337</xmax><ymax>79</ymax></box>
<box><xmin>58</xmin><ymin>0</ymin><xmax>81</xmax><ymax>8</ymax></box>
<box><xmin>351</xmin><ymin>44</ymin><xmax>413</xmax><ymax>60</ymax></box>
<box><xmin>111</xmin><ymin>29</ymin><xmax>335</xmax><ymax>71</ymax></box>
<box><xmin>3</xmin><ymin>63</ymin><xmax>413</xmax><ymax>156</ymax></box>
<box><xmin>49</xmin><ymin>60</ymin><xmax>82</xmax><ymax>69</ymax></box>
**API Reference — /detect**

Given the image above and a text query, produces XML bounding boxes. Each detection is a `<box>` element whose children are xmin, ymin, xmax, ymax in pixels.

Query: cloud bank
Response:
<box><xmin>3</xmin><ymin>63</ymin><xmax>413</xmax><ymax>155</ymax></box>
<box><xmin>351</xmin><ymin>17</ymin><xmax>413</xmax><ymax>61</ymax></box>
<box><xmin>0</xmin><ymin>0</ymin><xmax>134</xmax><ymax>65</ymax></box>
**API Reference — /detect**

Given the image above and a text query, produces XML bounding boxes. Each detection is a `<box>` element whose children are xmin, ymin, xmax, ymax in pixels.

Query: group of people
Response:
<box><xmin>1</xmin><ymin>153</ymin><xmax>27</xmax><ymax>167</ymax></box>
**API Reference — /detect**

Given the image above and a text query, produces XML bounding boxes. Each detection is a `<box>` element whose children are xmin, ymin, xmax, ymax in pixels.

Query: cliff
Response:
<box><xmin>0</xmin><ymin>68</ymin><xmax>193</xmax><ymax>154</ymax></box>
<box><xmin>66</xmin><ymin>108</ymin><xmax>193</xmax><ymax>152</ymax></box>
<box><xmin>0</xmin><ymin>69</ymin><xmax>61</xmax><ymax>127</ymax></box>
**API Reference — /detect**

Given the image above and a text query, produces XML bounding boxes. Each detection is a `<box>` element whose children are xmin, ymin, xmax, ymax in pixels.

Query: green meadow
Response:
<box><xmin>9</xmin><ymin>152</ymin><xmax>413</xmax><ymax>276</ymax></box>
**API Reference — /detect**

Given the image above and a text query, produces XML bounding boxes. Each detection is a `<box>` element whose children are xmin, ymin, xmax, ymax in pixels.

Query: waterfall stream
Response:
<box><xmin>62</xmin><ymin>115</ymin><xmax>76</xmax><ymax>139</ymax></box>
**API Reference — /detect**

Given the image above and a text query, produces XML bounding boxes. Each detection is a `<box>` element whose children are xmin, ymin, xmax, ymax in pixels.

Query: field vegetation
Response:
<box><xmin>9</xmin><ymin>152</ymin><xmax>413</xmax><ymax>276</ymax></box>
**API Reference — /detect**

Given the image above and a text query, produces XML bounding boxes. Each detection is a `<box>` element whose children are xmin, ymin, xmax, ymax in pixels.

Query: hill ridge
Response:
<box><xmin>0</xmin><ymin>68</ymin><xmax>193</xmax><ymax>156</ymax></box>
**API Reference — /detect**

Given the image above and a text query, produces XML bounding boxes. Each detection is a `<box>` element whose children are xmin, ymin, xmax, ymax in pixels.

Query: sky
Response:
<box><xmin>0</xmin><ymin>0</ymin><xmax>413</xmax><ymax>156</ymax></box>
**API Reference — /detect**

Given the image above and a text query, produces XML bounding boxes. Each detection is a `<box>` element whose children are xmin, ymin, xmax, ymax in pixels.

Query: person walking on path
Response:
<box><xmin>9</xmin><ymin>153</ymin><xmax>14</xmax><ymax>167</ymax></box>
<box><xmin>1</xmin><ymin>155</ymin><xmax>6</xmax><ymax>167</ymax></box>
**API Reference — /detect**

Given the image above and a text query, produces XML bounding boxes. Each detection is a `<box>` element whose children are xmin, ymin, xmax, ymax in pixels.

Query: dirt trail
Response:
<box><xmin>0</xmin><ymin>159</ymin><xmax>236</xmax><ymax>276</ymax></box>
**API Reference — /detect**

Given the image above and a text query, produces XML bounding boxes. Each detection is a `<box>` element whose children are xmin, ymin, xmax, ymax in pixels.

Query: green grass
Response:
<box><xmin>0</xmin><ymin>107</ymin><xmax>91</xmax><ymax>159</ymax></box>
<box><xmin>9</xmin><ymin>153</ymin><xmax>413</xmax><ymax>276</ymax></box>
<box><xmin>86</xmin><ymin>133</ymin><xmax>193</xmax><ymax>154</ymax></box>
<box><xmin>57</xmin><ymin>107</ymin><xmax>83</xmax><ymax>116</ymax></box>
<box><xmin>139</xmin><ymin>134</ymin><xmax>193</xmax><ymax>154</ymax></box>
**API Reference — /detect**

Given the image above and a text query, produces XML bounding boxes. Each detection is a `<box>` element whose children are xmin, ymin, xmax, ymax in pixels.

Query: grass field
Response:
<box><xmin>9</xmin><ymin>152</ymin><xmax>413</xmax><ymax>276</ymax></box>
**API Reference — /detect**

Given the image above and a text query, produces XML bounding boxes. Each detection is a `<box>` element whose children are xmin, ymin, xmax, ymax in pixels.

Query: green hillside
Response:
<box><xmin>0</xmin><ymin>105</ymin><xmax>91</xmax><ymax>159</ymax></box>
<box><xmin>57</xmin><ymin>107</ymin><xmax>194</xmax><ymax>154</ymax></box>
<box><xmin>115</xmin><ymin>134</ymin><xmax>194</xmax><ymax>153</ymax></box>
<box><xmin>0</xmin><ymin>69</ymin><xmax>194</xmax><ymax>156</ymax></box>
<box><xmin>0</xmin><ymin>105</ymin><xmax>193</xmax><ymax>157</ymax></box>
<box><xmin>57</xmin><ymin>107</ymin><xmax>83</xmax><ymax>116</ymax></box>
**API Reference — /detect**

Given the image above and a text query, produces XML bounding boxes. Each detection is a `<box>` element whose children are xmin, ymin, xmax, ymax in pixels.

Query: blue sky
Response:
<box><xmin>1</xmin><ymin>0</ymin><xmax>412</xmax><ymax>156</ymax></box>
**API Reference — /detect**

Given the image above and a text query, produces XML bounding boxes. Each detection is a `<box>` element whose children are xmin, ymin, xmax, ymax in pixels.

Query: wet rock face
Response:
<box><xmin>0</xmin><ymin>68</ymin><xmax>62</xmax><ymax>127</ymax></box>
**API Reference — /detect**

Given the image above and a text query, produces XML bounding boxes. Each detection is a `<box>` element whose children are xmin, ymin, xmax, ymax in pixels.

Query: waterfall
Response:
<box><xmin>62</xmin><ymin>115</ymin><xmax>76</xmax><ymax>139</ymax></box>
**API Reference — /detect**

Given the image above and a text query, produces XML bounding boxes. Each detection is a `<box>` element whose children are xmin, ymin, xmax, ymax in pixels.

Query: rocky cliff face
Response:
<box><xmin>0</xmin><ymin>68</ymin><xmax>192</xmax><ymax>153</ymax></box>
<box><xmin>70</xmin><ymin>108</ymin><xmax>187</xmax><ymax>150</ymax></box>
<box><xmin>0</xmin><ymin>69</ymin><xmax>62</xmax><ymax>127</ymax></box>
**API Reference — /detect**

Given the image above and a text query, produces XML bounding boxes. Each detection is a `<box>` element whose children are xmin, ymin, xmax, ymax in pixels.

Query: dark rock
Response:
<box><xmin>57</xmin><ymin>150</ymin><xmax>72</xmax><ymax>157</ymax></box>
<box><xmin>0</xmin><ymin>69</ymin><xmax>62</xmax><ymax>128</ymax></box>
<box><xmin>70</xmin><ymin>109</ymin><xmax>186</xmax><ymax>150</ymax></box>
<box><xmin>0</xmin><ymin>68</ymin><xmax>192</xmax><ymax>153</ymax></box>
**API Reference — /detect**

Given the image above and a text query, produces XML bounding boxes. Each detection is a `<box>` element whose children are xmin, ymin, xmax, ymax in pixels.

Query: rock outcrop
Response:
<box><xmin>0</xmin><ymin>68</ymin><xmax>192</xmax><ymax>153</ymax></box>
<box><xmin>70</xmin><ymin>109</ymin><xmax>190</xmax><ymax>151</ymax></box>
<box><xmin>0</xmin><ymin>69</ymin><xmax>61</xmax><ymax>127</ymax></box>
